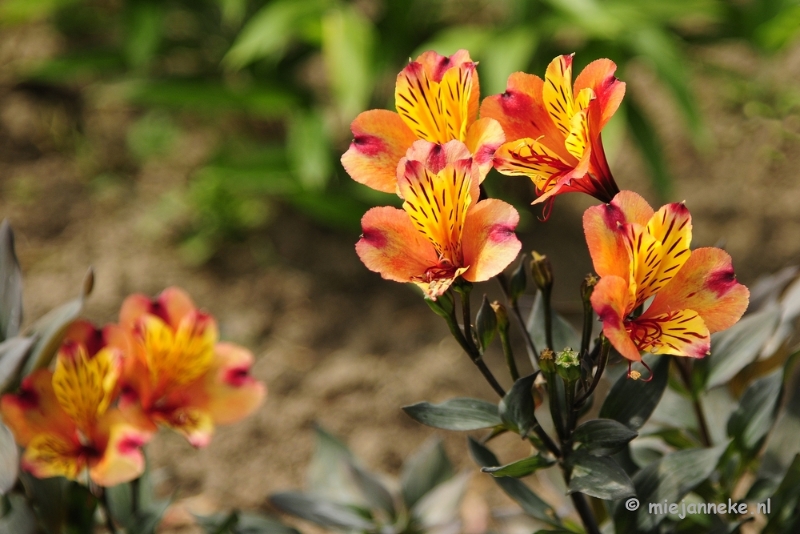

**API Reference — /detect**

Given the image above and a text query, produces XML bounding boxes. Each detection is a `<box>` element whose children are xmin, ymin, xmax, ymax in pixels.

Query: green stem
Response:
<box><xmin>542</xmin><ymin>286</ymin><xmax>554</xmax><ymax>351</ymax></box>
<box><xmin>580</xmin><ymin>295</ymin><xmax>594</xmax><ymax>360</ymax></box>
<box><xmin>100</xmin><ymin>489</ymin><xmax>119</xmax><ymax>534</ymax></box>
<box><xmin>675</xmin><ymin>358</ymin><xmax>712</xmax><ymax>447</ymax></box>
<box><xmin>455</xmin><ymin>283</ymin><xmax>480</xmax><ymax>355</ymax></box>
<box><xmin>575</xmin><ymin>338</ymin><xmax>610</xmax><ymax>406</ymax></box>
<box><xmin>440</xmin><ymin>302</ymin><xmax>506</xmax><ymax>398</ymax></box>
<box><xmin>495</xmin><ymin>274</ymin><xmax>539</xmax><ymax>365</ymax></box>
<box><xmin>544</xmin><ymin>371</ymin><xmax>567</xmax><ymax>441</ymax></box>
<box><xmin>498</xmin><ymin>328</ymin><xmax>520</xmax><ymax>382</ymax></box>
<box><xmin>570</xmin><ymin>492</ymin><xmax>602</xmax><ymax>534</ymax></box>
<box><xmin>531</xmin><ymin>428</ymin><xmax>561</xmax><ymax>458</ymax></box>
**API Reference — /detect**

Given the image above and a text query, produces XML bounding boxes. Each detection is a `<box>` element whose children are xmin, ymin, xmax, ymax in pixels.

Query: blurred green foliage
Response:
<box><xmin>3</xmin><ymin>0</ymin><xmax>800</xmax><ymax>262</ymax></box>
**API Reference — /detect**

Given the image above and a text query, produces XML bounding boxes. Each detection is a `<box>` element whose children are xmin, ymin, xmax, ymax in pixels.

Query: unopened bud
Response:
<box><xmin>555</xmin><ymin>348</ymin><xmax>581</xmax><ymax>383</ymax></box>
<box><xmin>508</xmin><ymin>257</ymin><xmax>527</xmax><ymax>303</ymax></box>
<box><xmin>490</xmin><ymin>301</ymin><xmax>510</xmax><ymax>333</ymax></box>
<box><xmin>530</xmin><ymin>251</ymin><xmax>553</xmax><ymax>292</ymax></box>
<box><xmin>581</xmin><ymin>273</ymin><xmax>598</xmax><ymax>305</ymax></box>
<box><xmin>476</xmin><ymin>296</ymin><xmax>498</xmax><ymax>350</ymax></box>
<box><xmin>424</xmin><ymin>291</ymin><xmax>454</xmax><ymax>318</ymax></box>
<box><xmin>539</xmin><ymin>348</ymin><xmax>556</xmax><ymax>374</ymax></box>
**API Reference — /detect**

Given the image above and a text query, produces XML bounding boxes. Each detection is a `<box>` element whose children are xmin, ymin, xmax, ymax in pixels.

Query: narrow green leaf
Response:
<box><xmin>467</xmin><ymin>437</ymin><xmax>560</xmax><ymax>526</ymax></box>
<box><xmin>348</xmin><ymin>463</ymin><xmax>396</xmax><ymax>519</ymax></box>
<box><xmin>624</xmin><ymin>98</ymin><xmax>672</xmax><ymax>201</ymax></box>
<box><xmin>0</xmin><ymin>493</ymin><xmax>36</xmax><ymax>534</ymax></box>
<box><xmin>599</xmin><ymin>355</ymin><xmax>669</xmax><ymax>430</ymax></box>
<box><xmin>0</xmin><ymin>220</ymin><xmax>23</xmax><ymax>342</ymax></box>
<box><xmin>763</xmin><ymin>454</ymin><xmax>800</xmax><ymax>534</ymax></box>
<box><xmin>22</xmin><ymin>268</ymin><xmax>93</xmax><ymax>376</ymax></box>
<box><xmin>105</xmin><ymin>482</ymin><xmax>133</xmax><ymax>529</ymax></box>
<box><xmin>287</xmin><ymin>110</ymin><xmax>331</xmax><ymax>191</ymax></box>
<box><xmin>123</xmin><ymin>1</ymin><xmax>163</xmax><ymax>69</ymax></box>
<box><xmin>223</xmin><ymin>0</ymin><xmax>329</xmax><ymax>69</ymax></box>
<box><xmin>0</xmin><ymin>423</ymin><xmax>18</xmax><ymax>495</ymax></box>
<box><xmin>527</xmin><ymin>292</ymin><xmax>580</xmax><ymax>352</ymax></box>
<box><xmin>499</xmin><ymin>373</ymin><xmax>538</xmax><ymax>437</ymax></box>
<box><xmin>703</xmin><ymin>304</ymin><xmax>781</xmax><ymax>390</ymax></box>
<box><xmin>573</xmin><ymin>419</ymin><xmax>638</xmax><ymax>457</ymax></box>
<box><xmin>567</xmin><ymin>452</ymin><xmax>635</xmax><ymax>500</ymax></box>
<box><xmin>307</xmin><ymin>426</ymin><xmax>363</xmax><ymax>506</ymax></box>
<box><xmin>615</xmin><ymin>444</ymin><xmax>728</xmax><ymax>532</ymax></box>
<box><xmin>269</xmin><ymin>492</ymin><xmax>375</xmax><ymax>531</ymax></box>
<box><xmin>0</xmin><ymin>336</ymin><xmax>36</xmax><ymax>393</ymax></box>
<box><xmin>482</xmin><ymin>454</ymin><xmax>555</xmax><ymax>478</ymax></box>
<box><xmin>411</xmin><ymin>471</ymin><xmax>469</xmax><ymax>530</ymax></box>
<box><xmin>727</xmin><ymin>369</ymin><xmax>783</xmax><ymax>453</ymax></box>
<box><xmin>403</xmin><ymin>398</ymin><xmax>501</xmax><ymax>431</ymax></box>
<box><xmin>196</xmin><ymin>511</ymin><xmax>302</xmax><ymax>534</ymax></box>
<box><xmin>401</xmin><ymin>438</ymin><xmax>453</xmax><ymax>510</ymax></box>
<box><xmin>322</xmin><ymin>4</ymin><xmax>375</xmax><ymax>121</ymax></box>
<box><xmin>475</xmin><ymin>296</ymin><xmax>498</xmax><ymax>351</ymax></box>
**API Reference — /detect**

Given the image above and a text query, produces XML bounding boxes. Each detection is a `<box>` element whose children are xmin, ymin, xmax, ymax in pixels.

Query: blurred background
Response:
<box><xmin>2</xmin><ymin>0</ymin><xmax>800</xmax><ymax>530</ymax></box>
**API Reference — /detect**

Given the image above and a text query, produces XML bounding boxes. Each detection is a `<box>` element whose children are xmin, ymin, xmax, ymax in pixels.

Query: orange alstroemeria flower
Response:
<box><xmin>118</xmin><ymin>287</ymin><xmax>265</xmax><ymax>447</ymax></box>
<box><xmin>584</xmin><ymin>191</ymin><xmax>749</xmax><ymax>362</ymax></box>
<box><xmin>357</xmin><ymin>140</ymin><xmax>521</xmax><ymax>299</ymax></box>
<box><xmin>0</xmin><ymin>321</ymin><xmax>151</xmax><ymax>486</ymax></box>
<box><xmin>342</xmin><ymin>49</ymin><xmax>504</xmax><ymax>194</ymax></box>
<box><xmin>482</xmin><ymin>54</ymin><xmax>625</xmax><ymax>212</ymax></box>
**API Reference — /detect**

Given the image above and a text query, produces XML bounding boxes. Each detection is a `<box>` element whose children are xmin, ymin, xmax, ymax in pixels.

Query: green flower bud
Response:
<box><xmin>424</xmin><ymin>291</ymin><xmax>454</xmax><ymax>318</ymax></box>
<box><xmin>530</xmin><ymin>251</ymin><xmax>553</xmax><ymax>292</ymax></box>
<box><xmin>555</xmin><ymin>348</ymin><xmax>581</xmax><ymax>383</ymax></box>
<box><xmin>476</xmin><ymin>296</ymin><xmax>498</xmax><ymax>350</ymax></box>
<box><xmin>490</xmin><ymin>301</ymin><xmax>510</xmax><ymax>333</ymax></box>
<box><xmin>581</xmin><ymin>273</ymin><xmax>598</xmax><ymax>306</ymax></box>
<box><xmin>539</xmin><ymin>348</ymin><xmax>556</xmax><ymax>374</ymax></box>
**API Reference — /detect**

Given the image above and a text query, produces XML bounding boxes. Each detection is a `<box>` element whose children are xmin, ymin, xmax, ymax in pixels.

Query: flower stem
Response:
<box><xmin>570</xmin><ymin>492</ymin><xmax>602</xmax><ymax>534</ymax></box>
<box><xmin>575</xmin><ymin>337</ymin><xmax>610</xmax><ymax>407</ymax></box>
<box><xmin>674</xmin><ymin>357</ymin><xmax>712</xmax><ymax>447</ymax></box>
<box><xmin>495</xmin><ymin>273</ymin><xmax>539</xmax><ymax>365</ymax></box>
<box><xmin>99</xmin><ymin>489</ymin><xmax>119</xmax><ymax>534</ymax></box>
<box><xmin>541</xmin><ymin>285</ymin><xmax>554</xmax><ymax>351</ymax></box>
<box><xmin>498</xmin><ymin>327</ymin><xmax>520</xmax><ymax>382</ymax></box>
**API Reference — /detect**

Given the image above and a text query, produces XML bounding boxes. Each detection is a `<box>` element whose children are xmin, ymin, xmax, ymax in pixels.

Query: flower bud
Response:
<box><xmin>581</xmin><ymin>273</ymin><xmax>598</xmax><ymax>306</ymax></box>
<box><xmin>490</xmin><ymin>301</ymin><xmax>510</xmax><ymax>333</ymax></box>
<box><xmin>424</xmin><ymin>291</ymin><xmax>455</xmax><ymax>318</ymax></box>
<box><xmin>476</xmin><ymin>296</ymin><xmax>498</xmax><ymax>350</ymax></box>
<box><xmin>508</xmin><ymin>257</ymin><xmax>527</xmax><ymax>303</ymax></box>
<box><xmin>530</xmin><ymin>251</ymin><xmax>553</xmax><ymax>292</ymax></box>
<box><xmin>539</xmin><ymin>348</ymin><xmax>556</xmax><ymax>374</ymax></box>
<box><xmin>555</xmin><ymin>348</ymin><xmax>581</xmax><ymax>383</ymax></box>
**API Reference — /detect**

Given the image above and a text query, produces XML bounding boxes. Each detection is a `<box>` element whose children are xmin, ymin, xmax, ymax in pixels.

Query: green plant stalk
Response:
<box><xmin>570</xmin><ymin>492</ymin><xmax>602</xmax><ymax>534</ymax></box>
<box><xmin>674</xmin><ymin>357</ymin><xmax>712</xmax><ymax>447</ymax></box>
<box><xmin>575</xmin><ymin>338</ymin><xmax>610</xmax><ymax>406</ymax></box>
<box><xmin>580</xmin><ymin>294</ymin><xmax>594</xmax><ymax>359</ymax></box>
<box><xmin>543</xmin><ymin>370</ymin><xmax>567</xmax><ymax>441</ymax></box>
<box><xmin>100</xmin><ymin>489</ymin><xmax>119</xmax><ymax>534</ymax></box>
<box><xmin>542</xmin><ymin>285</ymin><xmax>554</xmax><ymax>351</ymax></box>
<box><xmin>495</xmin><ymin>273</ymin><xmax>539</xmax><ymax>365</ymax></box>
<box><xmin>454</xmin><ymin>283</ymin><xmax>480</xmax><ymax>355</ymax></box>
<box><xmin>498</xmin><ymin>327</ymin><xmax>520</xmax><ymax>382</ymax></box>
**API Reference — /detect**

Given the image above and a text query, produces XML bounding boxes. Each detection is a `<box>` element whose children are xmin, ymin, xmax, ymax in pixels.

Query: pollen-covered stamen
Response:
<box><xmin>401</xmin><ymin>160</ymin><xmax>472</xmax><ymax>265</ymax></box>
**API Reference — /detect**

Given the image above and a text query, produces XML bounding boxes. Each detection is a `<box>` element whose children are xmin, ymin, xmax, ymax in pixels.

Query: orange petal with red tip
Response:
<box><xmin>22</xmin><ymin>432</ymin><xmax>83</xmax><ymax>481</ymax></box>
<box><xmin>480</xmin><ymin>72</ymin><xmax>571</xmax><ymax>161</ymax></box>
<box><xmin>591</xmin><ymin>275</ymin><xmax>641</xmax><ymax>361</ymax></box>
<box><xmin>89</xmin><ymin>410</ymin><xmax>152</xmax><ymax>486</ymax></box>
<box><xmin>119</xmin><ymin>286</ymin><xmax>198</xmax><ymax>333</ymax></box>
<box><xmin>645</xmin><ymin>247</ymin><xmax>749</xmax><ymax>333</ymax></box>
<box><xmin>465</xmin><ymin>118</ymin><xmax>504</xmax><ymax>181</ymax></box>
<box><xmin>630</xmin><ymin>309</ymin><xmax>710</xmax><ymax>358</ymax></box>
<box><xmin>1</xmin><ymin>369</ymin><xmax>75</xmax><ymax>447</ymax></box>
<box><xmin>341</xmin><ymin>110</ymin><xmax>416</xmax><ymax>194</ymax></box>
<box><xmin>584</xmin><ymin>200</ymin><xmax>633</xmax><ymax>280</ymax></box>
<box><xmin>574</xmin><ymin>58</ymin><xmax>626</xmax><ymax>131</ymax></box>
<box><xmin>461</xmin><ymin>199</ymin><xmax>521</xmax><ymax>282</ymax></box>
<box><xmin>199</xmin><ymin>342</ymin><xmax>265</xmax><ymax>426</ymax></box>
<box><xmin>356</xmin><ymin>206</ymin><xmax>438</xmax><ymax>284</ymax></box>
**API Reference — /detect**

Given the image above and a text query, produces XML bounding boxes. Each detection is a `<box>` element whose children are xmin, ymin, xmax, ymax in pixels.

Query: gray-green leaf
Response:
<box><xmin>403</xmin><ymin>398</ymin><xmax>501</xmax><ymax>431</ymax></box>
<box><xmin>573</xmin><ymin>419</ymin><xmax>638</xmax><ymax>457</ymax></box>
<box><xmin>567</xmin><ymin>452</ymin><xmax>635</xmax><ymax>500</ymax></box>
<box><xmin>482</xmin><ymin>454</ymin><xmax>555</xmax><ymax>478</ymax></box>
<box><xmin>599</xmin><ymin>355</ymin><xmax>669</xmax><ymax>430</ymax></box>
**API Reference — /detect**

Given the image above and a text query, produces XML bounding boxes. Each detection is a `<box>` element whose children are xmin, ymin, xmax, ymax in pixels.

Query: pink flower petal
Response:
<box><xmin>461</xmin><ymin>199</ymin><xmax>521</xmax><ymax>282</ymax></box>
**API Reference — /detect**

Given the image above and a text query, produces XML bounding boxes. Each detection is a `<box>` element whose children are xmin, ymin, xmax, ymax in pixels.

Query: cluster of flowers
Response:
<box><xmin>1</xmin><ymin>287</ymin><xmax>265</xmax><ymax>486</ymax></box>
<box><xmin>344</xmin><ymin>50</ymin><xmax>749</xmax><ymax>363</ymax></box>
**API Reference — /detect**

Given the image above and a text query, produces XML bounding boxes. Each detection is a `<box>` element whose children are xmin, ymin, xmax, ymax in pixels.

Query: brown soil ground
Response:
<box><xmin>2</xmin><ymin>23</ymin><xmax>800</xmax><ymax>533</ymax></box>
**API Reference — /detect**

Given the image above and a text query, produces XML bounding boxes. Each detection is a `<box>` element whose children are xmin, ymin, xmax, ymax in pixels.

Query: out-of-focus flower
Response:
<box><xmin>118</xmin><ymin>287</ymin><xmax>265</xmax><ymax>447</ymax></box>
<box><xmin>482</xmin><ymin>54</ymin><xmax>625</xmax><ymax>211</ymax></box>
<box><xmin>0</xmin><ymin>321</ymin><xmax>150</xmax><ymax>486</ymax></box>
<box><xmin>583</xmin><ymin>191</ymin><xmax>749</xmax><ymax>361</ymax></box>
<box><xmin>342</xmin><ymin>50</ymin><xmax>504</xmax><ymax>193</ymax></box>
<box><xmin>356</xmin><ymin>140</ymin><xmax>521</xmax><ymax>299</ymax></box>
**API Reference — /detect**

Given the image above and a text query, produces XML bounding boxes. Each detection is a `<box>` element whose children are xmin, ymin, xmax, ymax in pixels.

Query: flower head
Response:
<box><xmin>342</xmin><ymin>50</ymin><xmax>504</xmax><ymax>193</ymax></box>
<box><xmin>357</xmin><ymin>140</ymin><xmax>521</xmax><ymax>299</ymax></box>
<box><xmin>0</xmin><ymin>321</ymin><xmax>150</xmax><ymax>486</ymax></box>
<box><xmin>118</xmin><ymin>287</ymin><xmax>265</xmax><ymax>447</ymax></box>
<box><xmin>482</xmin><ymin>54</ymin><xmax>625</xmax><ymax>211</ymax></box>
<box><xmin>584</xmin><ymin>191</ymin><xmax>749</xmax><ymax>361</ymax></box>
